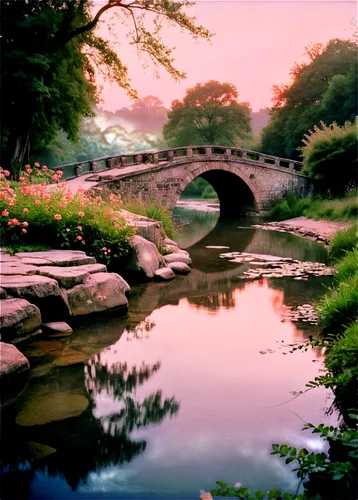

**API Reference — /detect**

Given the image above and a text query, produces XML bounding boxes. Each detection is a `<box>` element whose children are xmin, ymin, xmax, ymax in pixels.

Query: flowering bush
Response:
<box><xmin>0</xmin><ymin>166</ymin><xmax>135</xmax><ymax>267</ymax></box>
<box><xmin>19</xmin><ymin>163</ymin><xmax>63</xmax><ymax>185</ymax></box>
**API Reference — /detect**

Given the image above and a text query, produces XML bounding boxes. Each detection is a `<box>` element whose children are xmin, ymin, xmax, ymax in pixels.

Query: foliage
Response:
<box><xmin>335</xmin><ymin>248</ymin><xmax>358</xmax><ymax>283</ymax></box>
<box><xmin>329</xmin><ymin>225</ymin><xmax>358</xmax><ymax>261</ymax></box>
<box><xmin>123</xmin><ymin>201</ymin><xmax>177</xmax><ymax>239</ymax></box>
<box><xmin>0</xmin><ymin>166</ymin><xmax>134</xmax><ymax>268</ymax></box>
<box><xmin>266</xmin><ymin>192</ymin><xmax>358</xmax><ymax>222</ymax></box>
<box><xmin>163</xmin><ymin>81</ymin><xmax>252</xmax><ymax>147</ymax></box>
<box><xmin>260</xmin><ymin>39</ymin><xmax>357</xmax><ymax>159</ymax></box>
<box><xmin>181</xmin><ymin>177</ymin><xmax>217</xmax><ymax>199</ymax></box>
<box><xmin>2</xmin><ymin>0</ymin><xmax>212</xmax><ymax>176</ymax></box>
<box><xmin>300</xmin><ymin>121</ymin><xmax>357</xmax><ymax>195</ymax></box>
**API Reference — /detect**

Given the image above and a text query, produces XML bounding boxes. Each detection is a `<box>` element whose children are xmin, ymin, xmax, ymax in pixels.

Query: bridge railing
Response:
<box><xmin>52</xmin><ymin>146</ymin><xmax>304</xmax><ymax>181</ymax></box>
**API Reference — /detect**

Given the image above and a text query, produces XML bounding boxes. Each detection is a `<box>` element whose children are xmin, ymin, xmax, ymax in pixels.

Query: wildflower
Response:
<box><xmin>41</xmin><ymin>182</ymin><xmax>46</xmax><ymax>187</ymax></box>
<box><xmin>0</xmin><ymin>193</ymin><xmax>4</xmax><ymax>199</ymax></box>
<box><xmin>27</xmin><ymin>168</ymin><xmax>33</xmax><ymax>173</ymax></box>
<box><xmin>78</xmin><ymin>211</ymin><xmax>85</xmax><ymax>217</ymax></box>
<box><xmin>3</xmin><ymin>170</ymin><xmax>10</xmax><ymax>177</ymax></box>
<box><xmin>52</xmin><ymin>175</ymin><xmax>59</xmax><ymax>181</ymax></box>
<box><xmin>104</xmin><ymin>212</ymin><xmax>110</xmax><ymax>217</ymax></box>
<box><xmin>22</xmin><ymin>229</ymin><xmax>27</xmax><ymax>234</ymax></box>
<box><xmin>107</xmin><ymin>249</ymin><xmax>111</xmax><ymax>253</ymax></box>
<box><xmin>19</xmin><ymin>177</ymin><xmax>25</xmax><ymax>182</ymax></box>
<box><xmin>57</xmin><ymin>171</ymin><xmax>63</xmax><ymax>177</ymax></box>
<box><xmin>12</xmin><ymin>218</ymin><xmax>20</xmax><ymax>226</ymax></box>
<box><xmin>59</xmin><ymin>203</ymin><xmax>67</xmax><ymax>209</ymax></box>
<box><xmin>54</xmin><ymin>214</ymin><xmax>62</xmax><ymax>220</ymax></box>
<box><xmin>34</xmin><ymin>162</ymin><xmax>40</xmax><ymax>167</ymax></box>
<box><xmin>42</xmin><ymin>166</ymin><xmax>48</xmax><ymax>171</ymax></box>
<box><xmin>2</xmin><ymin>210</ymin><xmax>9</xmax><ymax>216</ymax></box>
<box><xmin>77</xmin><ymin>226</ymin><xmax>82</xmax><ymax>231</ymax></box>
<box><xmin>7</xmin><ymin>221</ymin><xmax>13</xmax><ymax>226</ymax></box>
<box><xmin>132</xmin><ymin>227</ymin><xmax>137</xmax><ymax>233</ymax></box>
<box><xmin>24</xmin><ymin>208</ymin><xmax>29</xmax><ymax>213</ymax></box>
<box><xmin>22</xmin><ymin>221</ymin><xmax>29</xmax><ymax>227</ymax></box>
<box><xmin>66</xmin><ymin>228</ymin><xmax>70</xmax><ymax>232</ymax></box>
<box><xmin>102</xmin><ymin>247</ymin><xmax>107</xmax><ymax>251</ymax></box>
<box><xmin>77</xmin><ymin>235</ymin><xmax>83</xmax><ymax>241</ymax></box>
<box><xmin>35</xmin><ymin>200</ymin><xmax>41</xmax><ymax>205</ymax></box>
<box><xmin>43</xmin><ymin>194</ymin><xmax>51</xmax><ymax>200</ymax></box>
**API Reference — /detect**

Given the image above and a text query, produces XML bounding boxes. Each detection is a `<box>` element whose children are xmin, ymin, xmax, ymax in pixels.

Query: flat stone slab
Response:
<box><xmin>53</xmin><ymin>348</ymin><xmax>87</xmax><ymax>367</ymax></box>
<box><xmin>0</xmin><ymin>263</ymin><xmax>39</xmax><ymax>275</ymax></box>
<box><xmin>0</xmin><ymin>275</ymin><xmax>61</xmax><ymax>298</ymax></box>
<box><xmin>42</xmin><ymin>322</ymin><xmax>73</xmax><ymax>337</ymax></box>
<box><xmin>167</xmin><ymin>262</ymin><xmax>192</xmax><ymax>274</ymax></box>
<box><xmin>0</xmin><ymin>298</ymin><xmax>41</xmax><ymax>340</ymax></box>
<box><xmin>75</xmin><ymin>263</ymin><xmax>107</xmax><ymax>274</ymax></box>
<box><xmin>15</xmin><ymin>250</ymin><xmax>95</xmax><ymax>267</ymax></box>
<box><xmin>21</xmin><ymin>340</ymin><xmax>62</xmax><ymax>359</ymax></box>
<box><xmin>154</xmin><ymin>267</ymin><xmax>176</xmax><ymax>280</ymax></box>
<box><xmin>164</xmin><ymin>253</ymin><xmax>192</xmax><ymax>265</ymax></box>
<box><xmin>35</xmin><ymin>266</ymin><xmax>90</xmax><ymax>289</ymax></box>
<box><xmin>16</xmin><ymin>392</ymin><xmax>89</xmax><ymax>426</ymax></box>
<box><xmin>0</xmin><ymin>342</ymin><xmax>30</xmax><ymax>376</ymax></box>
<box><xmin>66</xmin><ymin>272</ymin><xmax>130</xmax><ymax>316</ymax></box>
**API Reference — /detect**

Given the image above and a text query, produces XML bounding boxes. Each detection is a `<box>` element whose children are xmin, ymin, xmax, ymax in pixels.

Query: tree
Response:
<box><xmin>2</xmin><ymin>0</ymin><xmax>212</xmax><ymax>176</ymax></box>
<box><xmin>260</xmin><ymin>39</ymin><xmax>357</xmax><ymax>160</ymax></box>
<box><xmin>163</xmin><ymin>81</ymin><xmax>252</xmax><ymax>147</ymax></box>
<box><xmin>301</xmin><ymin>121</ymin><xmax>357</xmax><ymax>195</ymax></box>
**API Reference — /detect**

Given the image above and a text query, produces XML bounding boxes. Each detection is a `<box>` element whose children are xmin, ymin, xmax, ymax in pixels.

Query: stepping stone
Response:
<box><xmin>35</xmin><ymin>266</ymin><xmax>90</xmax><ymax>289</ymax></box>
<box><xmin>15</xmin><ymin>250</ymin><xmax>95</xmax><ymax>267</ymax></box>
<box><xmin>0</xmin><ymin>275</ymin><xmax>61</xmax><ymax>299</ymax></box>
<box><xmin>0</xmin><ymin>342</ymin><xmax>30</xmax><ymax>376</ymax></box>
<box><xmin>0</xmin><ymin>298</ymin><xmax>41</xmax><ymax>341</ymax></box>
<box><xmin>0</xmin><ymin>263</ymin><xmax>40</xmax><ymax>275</ymax></box>
<box><xmin>167</xmin><ymin>262</ymin><xmax>191</xmax><ymax>274</ymax></box>
<box><xmin>154</xmin><ymin>267</ymin><xmax>175</xmax><ymax>280</ymax></box>
<box><xmin>164</xmin><ymin>253</ymin><xmax>192</xmax><ymax>265</ymax></box>
<box><xmin>42</xmin><ymin>322</ymin><xmax>73</xmax><ymax>338</ymax></box>
<box><xmin>53</xmin><ymin>348</ymin><xmax>86</xmax><ymax>367</ymax></box>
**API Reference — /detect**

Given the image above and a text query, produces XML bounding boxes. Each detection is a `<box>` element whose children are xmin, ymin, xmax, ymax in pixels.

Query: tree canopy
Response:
<box><xmin>163</xmin><ymin>81</ymin><xmax>252</xmax><ymax>147</ymax></box>
<box><xmin>2</xmin><ymin>0</ymin><xmax>212</xmax><ymax>175</ymax></box>
<box><xmin>260</xmin><ymin>38</ymin><xmax>357</xmax><ymax>160</ymax></box>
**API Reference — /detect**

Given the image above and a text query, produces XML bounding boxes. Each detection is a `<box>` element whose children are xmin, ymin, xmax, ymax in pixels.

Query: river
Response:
<box><xmin>0</xmin><ymin>200</ymin><xmax>337</xmax><ymax>500</ymax></box>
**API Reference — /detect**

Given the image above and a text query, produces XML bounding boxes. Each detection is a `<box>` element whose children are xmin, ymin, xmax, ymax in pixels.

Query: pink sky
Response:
<box><xmin>97</xmin><ymin>1</ymin><xmax>355</xmax><ymax>112</ymax></box>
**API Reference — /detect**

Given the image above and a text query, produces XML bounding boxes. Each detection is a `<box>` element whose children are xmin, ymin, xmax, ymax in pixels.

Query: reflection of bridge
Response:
<box><xmin>57</xmin><ymin>146</ymin><xmax>311</xmax><ymax>215</ymax></box>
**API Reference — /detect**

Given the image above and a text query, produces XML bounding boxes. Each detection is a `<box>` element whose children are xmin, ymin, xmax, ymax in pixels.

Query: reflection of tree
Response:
<box><xmin>0</xmin><ymin>357</ymin><xmax>180</xmax><ymax>496</ymax></box>
<box><xmin>125</xmin><ymin>318</ymin><xmax>156</xmax><ymax>342</ymax></box>
<box><xmin>188</xmin><ymin>291</ymin><xmax>236</xmax><ymax>313</ymax></box>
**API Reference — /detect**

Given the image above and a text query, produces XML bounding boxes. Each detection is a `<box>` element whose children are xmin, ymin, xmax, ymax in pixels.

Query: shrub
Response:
<box><xmin>317</xmin><ymin>272</ymin><xmax>358</xmax><ymax>332</ymax></box>
<box><xmin>266</xmin><ymin>195</ymin><xmax>311</xmax><ymax>221</ymax></box>
<box><xmin>201</xmin><ymin>184</ymin><xmax>217</xmax><ymax>199</ymax></box>
<box><xmin>123</xmin><ymin>200</ymin><xmax>177</xmax><ymax>239</ymax></box>
<box><xmin>0</xmin><ymin>167</ymin><xmax>134</xmax><ymax>268</ymax></box>
<box><xmin>301</xmin><ymin>121</ymin><xmax>357</xmax><ymax>195</ymax></box>
<box><xmin>329</xmin><ymin>225</ymin><xmax>358</xmax><ymax>261</ymax></box>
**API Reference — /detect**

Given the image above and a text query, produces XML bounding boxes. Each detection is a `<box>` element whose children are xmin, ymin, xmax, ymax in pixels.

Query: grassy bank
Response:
<box><xmin>267</xmin><ymin>191</ymin><xmax>358</xmax><ymax>222</ymax></box>
<box><xmin>210</xmin><ymin>226</ymin><xmax>358</xmax><ymax>499</ymax></box>
<box><xmin>123</xmin><ymin>201</ymin><xmax>177</xmax><ymax>239</ymax></box>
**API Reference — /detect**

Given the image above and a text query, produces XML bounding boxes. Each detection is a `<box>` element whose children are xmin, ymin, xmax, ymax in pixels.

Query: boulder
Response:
<box><xmin>167</xmin><ymin>262</ymin><xmax>192</xmax><ymax>274</ymax></box>
<box><xmin>42</xmin><ymin>322</ymin><xmax>73</xmax><ymax>338</ymax></box>
<box><xmin>66</xmin><ymin>272</ymin><xmax>130</xmax><ymax>316</ymax></box>
<box><xmin>164</xmin><ymin>253</ymin><xmax>192</xmax><ymax>265</ymax></box>
<box><xmin>0</xmin><ymin>298</ymin><xmax>41</xmax><ymax>341</ymax></box>
<box><xmin>128</xmin><ymin>235</ymin><xmax>164</xmax><ymax>278</ymax></box>
<box><xmin>15</xmin><ymin>250</ymin><xmax>96</xmax><ymax>267</ymax></box>
<box><xmin>0</xmin><ymin>342</ymin><xmax>30</xmax><ymax>376</ymax></box>
<box><xmin>0</xmin><ymin>263</ymin><xmax>39</xmax><ymax>275</ymax></box>
<box><xmin>16</xmin><ymin>392</ymin><xmax>89</xmax><ymax>426</ymax></box>
<box><xmin>154</xmin><ymin>267</ymin><xmax>176</xmax><ymax>280</ymax></box>
<box><xmin>35</xmin><ymin>266</ymin><xmax>90</xmax><ymax>289</ymax></box>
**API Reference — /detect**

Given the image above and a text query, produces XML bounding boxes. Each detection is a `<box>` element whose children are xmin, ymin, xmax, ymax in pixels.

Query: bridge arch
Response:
<box><xmin>174</xmin><ymin>162</ymin><xmax>264</xmax><ymax>216</ymax></box>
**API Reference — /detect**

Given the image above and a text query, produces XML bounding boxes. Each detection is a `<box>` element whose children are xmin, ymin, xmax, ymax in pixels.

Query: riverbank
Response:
<box><xmin>252</xmin><ymin>216</ymin><xmax>352</xmax><ymax>245</ymax></box>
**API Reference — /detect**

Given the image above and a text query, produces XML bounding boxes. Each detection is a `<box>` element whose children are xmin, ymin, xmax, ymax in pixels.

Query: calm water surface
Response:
<box><xmin>1</xmin><ymin>202</ymin><xmax>336</xmax><ymax>499</ymax></box>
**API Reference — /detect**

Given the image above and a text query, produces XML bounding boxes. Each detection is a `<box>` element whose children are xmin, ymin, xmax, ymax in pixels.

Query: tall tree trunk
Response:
<box><xmin>8</xmin><ymin>126</ymin><xmax>31</xmax><ymax>179</ymax></box>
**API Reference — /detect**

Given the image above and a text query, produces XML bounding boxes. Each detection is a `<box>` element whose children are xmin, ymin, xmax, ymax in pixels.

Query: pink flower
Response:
<box><xmin>35</xmin><ymin>200</ymin><xmax>41</xmax><ymax>205</ymax></box>
<box><xmin>22</xmin><ymin>221</ymin><xmax>28</xmax><ymax>227</ymax></box>
<box><xmin>0</xmin><ymin>192</ymin><xmax>4</xmax><ymax>199</ymax></box>
<box><xmin>59</xmin><ymin>203</ymin><xmax>67</xmax><ymax>209</ymax></box>
<box><xmin>3</xmin><ymin>170</ymin><xmax>10</xmax><ymax>177</ymax></box>
<box><xmin>78</xmin><ymin>211</ymin><xmax>85</xmax><ymax>217</ymax></box>
<box><xmin>77</xmin><ymin>235</ymin><xmax>83</xmax><ymax>241</ymax></box>
<box><xmin>43</xmin><ymin>194</ymin><xmax>51</xmax><ymax>200</ymax></box>
<box><xmin>77</xmin><ymin>226</ymin><xmax>82</xmax><ymax>231</ymax></box>
<box><xmin>104</xmin><ymin>212</ymin><xmax>110</xmax><ymax>217</ymax></box>
<box><xmin>54</xmin><ymin>214</ymin><xmax>62</xmax><ymax>220</ymax></box>
<box><xmin>57</xmin><ymin>171</ymin><xmax>63</xmax><ymax>177</ymax></box>
<box><xmin>7</xmin><ymin>221</ymin><xmax>13</xmax><ymax>226</ymax></box>
<box><xmin>24</xmin><ymin>208</ymin><xmax>29</xmax><ymax>213</ymax></box>
<box><xmin>102</xmin><ymin>247</ymin><xmax>107</xmax><ymax>251</ymax></box>
<box><xmin>34</xmin><ymin>162</ymin><xmax>40</xmax><ymax>167</ymax></box>
<box><xmin>107</xmin><ymin>249</ymin><xmax>111</xmax><ymax>253</ymax></box>
<box><xmin>52</xmin><ymin>174</ymin><xmax>59</xmax><ymax>181</ymax></box>
<box><xmin>41</xmin><ymin>182</ymin><xmax>46</xmax><ymax>187</ymax></box>
<box><xmin>11</xmin><ymin>218</ymin><xmax>20</xmax><ymax>226</ymax></box>
<box><xmin>42</xmin><ymin>166</ymin><xmax>48</xmax><ymax>171</ymax></box>
<box><xmin>27</xmin><ymin>168</ymin><xmax>33</xmax><ymax>173</ymax></box>
<box><xmin>2</xmin><ymin>210</ymin><xmax>9</xmax><ymax>216</ymax></box>
<box><xmin>132</xmin><ymin>227</ymin><xmax>137</xmax><ymax>233</ymax></box>
<box><xmin>22</xmin><ymin>228</ymin><xmax>27</xmax><ymax>234</ymax></box>
<box><xmin>19</xmin><ymin>177</ymin><xmax>25</xmax><ymax>182</ymax></box>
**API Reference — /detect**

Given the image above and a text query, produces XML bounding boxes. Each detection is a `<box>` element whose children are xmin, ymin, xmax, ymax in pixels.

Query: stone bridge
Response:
<box><xmin>56</xmin><ymin>146</ymin><xmax>311</xmax><ymax>216</ymax></box>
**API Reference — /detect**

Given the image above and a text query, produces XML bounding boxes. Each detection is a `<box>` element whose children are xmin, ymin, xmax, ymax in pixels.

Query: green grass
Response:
<box><xmin>334</xmin><ymin>248</ymin><xmax>358</xmax><ymax>282</ymax></box>
<box><xmin>317</xmin><ymin>271</ymin><xmax>358</xmax><ymax>332</ymax></box>
<box><xmin>329</xmin><ymin>224</ymin><xmax>358</xmax><ymax>261</ymax></box>
<box><xmin>6</xmin><ymin>244</ymin><xmax>51</xmax><ymax>255</ymax></box>
<box><xmin>123</xmin><ymin>201</ymin><xmax>176</xmax><ymax>239</ymax></box>
<box><xmin>267</xmin><ymin>191</ymin><xmax>358</xmax><ymax>222</ymax></box>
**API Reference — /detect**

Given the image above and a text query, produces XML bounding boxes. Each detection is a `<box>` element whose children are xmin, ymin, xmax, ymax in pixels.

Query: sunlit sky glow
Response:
<box><xmin>97</xmin><ymin>0</ymin><xmax>355</xmax><ymax>112</ymax></box>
